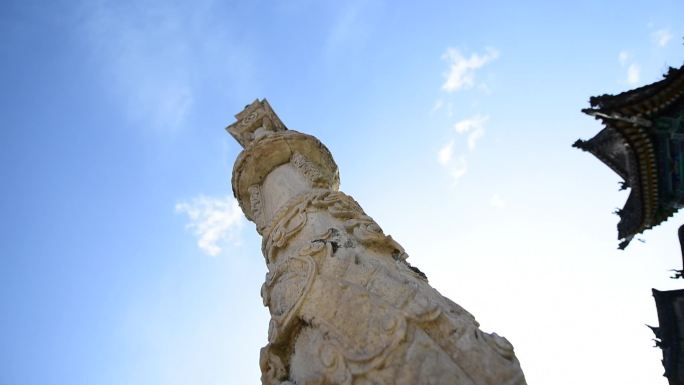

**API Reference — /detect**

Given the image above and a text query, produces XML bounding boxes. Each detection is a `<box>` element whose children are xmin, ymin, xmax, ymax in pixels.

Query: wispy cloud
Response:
<box><xmin>438</xmin><ymin>140</ymin><xmax>454</xmax><ymax>165</ymax></box>
<box><xmin>450</xmin><ymin>156</ymin><xmax>468</xmax><ymax>181</ymax></box>
<box><xmin>326</xmin><ymin>4</ymin><xmax>362</xmax><ymax>50</ymax></box>
<box><xmin>468</xmin><ymin>127</ymin><xmax>485</xmax><ymax>150</ymax></box>
<box><xmin>79</xmin><ymin>2</ymin><xmax>196</xmax><ymax>131</ymax></box>
<box><xmin>431</xmin><ymin>99</ymin><xmax>444</xmax><ymax>114</ymax></box>
<box><xmin>617</xmin><ymin>51</ymin><xmax>640</xmax><ymax>86</ymax></box>
<box><xmin>452</xmin><ymin>114</ymin><xmax>488</xmax><ymax>150</ymax></box>
<box><xmin>490</xmin><ymin>194</ymin><xmax>506</xmax><ymax>208</ymax></box>
<box><xmin>454</xmin><ymin>114</ymin><xmax>489</xmax><ymax>134</ymax></box>
<box><xmin>435</xmin><ymin>48</ymin><xmax>494</xmax><ymax>184</ymax></box>
<box><xmin>627</xmin><ymin>63</ymin><xmax>640</xmax><ymax>85</ymax></box>
<box><xmin>436</xmin><ymin>125</ymin><xmax>484</xmax><ymax>181</ymax></box>
<box><xmin>437</xmin><ymin>143</ymin><xmax>467</xmax><ymax>183</ymax></box>
<box><xmin>652</xmin><ymin>28</ymin><xmax>673</xmax><ymax>47</ymax></box>
<box><xmin>149</xmin><ymin>85</ymin><xmax>194</xmax><ymax>129</ymax></box>
<box><xmin>438</xmin><ymin>113</ymin><xmax>490</xmax><ymax>182</ymax></box>
<box><xmin>324</xmin><ymin>1</ymin><xmax>380</xmax><ymax>59</ymax></box>
<box><xmin>175</xmin><ymin>196</ymin><xmax>245</xmax><ymax>256</ymax></box>
<box><xmin>78</xmin><ymin>1</ymin><xmax>255</xmax><ymax>132</ymax></box>
<box><xmin>618</xmin><ymin>51</ymin><xmax>630</xmax><ymax>65</ymax></box>
<box><xmin>441</xmin><ymin>47</ymin><xmax>499</xmax><ymax>93</ymax></box>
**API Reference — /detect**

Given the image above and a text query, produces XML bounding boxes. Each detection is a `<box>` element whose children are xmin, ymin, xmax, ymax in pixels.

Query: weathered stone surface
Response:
<box><xmin>227</xmin><ymin>99</ymin><xmax>527</xmax><ymax>385</ymax></box>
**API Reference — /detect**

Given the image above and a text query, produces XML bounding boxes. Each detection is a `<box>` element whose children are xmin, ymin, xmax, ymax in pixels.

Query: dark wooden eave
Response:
<box><xmin>576</xmin><ymin>64</ymin><xmax>684</xmax><ymax>248</ymax></box>
<box><xmin>573</xmin><ymin>127</ymin><xmax>643</xmax><ymax>245</ymax></box>
<box><xmin>584</xmin><ymin>66</ymin><xmax>684</xmax><ymax>116</ymax></box>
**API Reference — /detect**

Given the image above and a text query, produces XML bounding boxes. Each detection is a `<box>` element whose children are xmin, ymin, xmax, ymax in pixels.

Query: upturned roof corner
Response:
<box><xmin>575</xmin><ymin>64</ymin><xmax>684</xmax><ymax>249</ymax></box>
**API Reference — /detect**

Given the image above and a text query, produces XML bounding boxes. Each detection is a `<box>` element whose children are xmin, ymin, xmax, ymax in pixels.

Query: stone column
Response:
<box><xmin>227</xmin><ymin>99</ymin><xmax>527</xmax><ymax>385</ymax></box>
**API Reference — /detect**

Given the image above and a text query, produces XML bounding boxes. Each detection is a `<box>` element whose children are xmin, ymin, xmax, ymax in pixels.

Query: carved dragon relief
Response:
<box><xmin>257</xmin><ymin>190</ymin><xmax>524</xmax><ymax>385</ymax></box>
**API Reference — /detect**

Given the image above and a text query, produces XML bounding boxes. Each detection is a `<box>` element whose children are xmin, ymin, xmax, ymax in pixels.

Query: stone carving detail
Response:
<box><xmin>226</xmin><ymin>99</ymin><xmax>287</xmax><ymax>147</ymax></box>
<box><xmin>262</xmin><ymin>191</ymin><xmax>408</xmax><ymax>265</ymax></box>
<box><xmin>291</xmin><ymin>152</ymin><xmax>329</xmax><ymax>188</ymax></box>
<box><xmin>248</xmin><ymin>184</ymin><xmax>264</xmax><ymax>231</ymax></box>
<box><xmin>227</xmin><ymin>100</ymin><xmax>527</xmax><ymax>385</ymax></box>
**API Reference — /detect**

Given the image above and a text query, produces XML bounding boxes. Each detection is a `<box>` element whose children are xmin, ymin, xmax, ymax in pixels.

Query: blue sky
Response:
<box><xmin>2</xmin><ymin>0</ymin><xmax>683</xmax><ymax>384</ymax></box>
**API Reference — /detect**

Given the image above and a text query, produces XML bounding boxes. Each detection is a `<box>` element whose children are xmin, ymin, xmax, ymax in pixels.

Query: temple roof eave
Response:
<box><xmin>573</xmin><ymin>124</ymin><xmax>649</xmax><ymax>248</ymax></box>
<box><xmin>576</xmin><ymin>64</ymin><xmax>684</xmax><ymax>248</ymax></box>
<box><xmin>587</xmin><ymin>66</ymin><xmax>684</xmax><ymax>117</ymax></box>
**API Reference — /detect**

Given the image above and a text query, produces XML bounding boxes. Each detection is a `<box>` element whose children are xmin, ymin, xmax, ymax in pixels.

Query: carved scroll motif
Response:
<box><xmin>262</xmin><ymin>190</ymin><xmax>410</xmax><ymax>266</ymax></box>
<box><xmin>259</xmin><ymin>239</ymin><xmax>329</xmax><ymax>385</ymax></box>
<box><xmin>291</xmin><ymin>152</ymin><xmax>329</xmax><ymax>188</ymax></box>
<box><xmin>263</xmin><ymin>254</ymin><xmax>317</xmax><ymax>344</ymax></box>
<box><xmin>248</xmin><ymin>184</ymin><xmax>264</xmax><ymax>230</ymax></box>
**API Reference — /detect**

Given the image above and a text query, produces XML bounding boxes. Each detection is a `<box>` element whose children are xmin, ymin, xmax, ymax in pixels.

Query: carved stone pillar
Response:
<box><xmin>227</xmin><ymin>99</ymin><xmax>527</xmax><ymax>385</ymax></box>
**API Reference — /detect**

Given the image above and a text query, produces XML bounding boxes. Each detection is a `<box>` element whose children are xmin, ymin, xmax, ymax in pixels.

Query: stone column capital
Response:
<box><xmin>226</xmin><ymin>99</ymin><xmax>288</xmax><ymax>148</ymax></box>
<box><xmin>228</xmin><ymin>100</ymin><xmax>339</xmax><ymax>233</ymax></box>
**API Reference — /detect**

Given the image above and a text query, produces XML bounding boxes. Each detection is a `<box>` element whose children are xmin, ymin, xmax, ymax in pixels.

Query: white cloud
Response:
<box><xmin>441</xmin><ymin>47</ymin><xmax>499</xmax><ymax>92</ymax></box>
<box><xmin>438</xmin><ymin>114</ymin><xmax>488</xmax><ymax>183</ymax></box>
<box><xmin>618</xmin><ymin>51</ymin><xmax>640</xmax><ymax>86</ymax></box>
<box><xmin>627</xmin><ymin>63</ymin><xmax>640</xmax><ymax>85</ymax></box>
<box><xmin>618</xmin><ymin>51</ymin><xmax>630</xmax><ymax>65</ymax></box>
<box><xmin>454</xmin><ymin>114</ymin><xmax>489</xmax><ymax>134</ymax></box>
<box><xmin>652</xmin><ymin>28</ymin><xmax>673</xmax><ymax>47</ymax></box>
<box><xmin>431</xmin><ymin>99</ymin><xmax>444</xmax><ymax>114</ymax></box>
<box><xmin>150</xmin><ymin>85</ymin><xmax>194</xmax><ymax>130</ymax></box>
<box><xmin>79</xmin><ymin>2</ymin><xmax>197</xmax><ymax>131</ymax></box>
<box><xmin>436</xmin><ymin>49</ymin><xmax>495</xmax><ymax>184</ymax></box>
<box><xmin>175</xmin><ymin>195</ymin><xmax>245</xmax><ymax>256</ymax></box>
<box><xmin>490</xmin><ymin>194</ymin><xmax>506</xmax><ymax>208</ymax></box>
<box><xmin>450</xmin><ymin>156</ymin><xmax>468</xmax><ymax>181</ymax></box>
<box><xmin>467</xmin><ymin>127</ymin><xmax>485</xmax><ymax>150</ymax></box>
<box><xmin>437</xmin><ymin>145</ymin><xmax>467</xmax><ymax>183</ymax></box>
<box><xmin>438</xmin><ymin>140</ymin><xmax>454</xmax><ymax>165</ymax></box>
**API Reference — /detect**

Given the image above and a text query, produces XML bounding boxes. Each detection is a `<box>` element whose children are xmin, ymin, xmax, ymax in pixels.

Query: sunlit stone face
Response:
<box><xmin>261</xmin><ymin>163</ymin><xmax>311</xmax><ymax>223</ymax></box>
